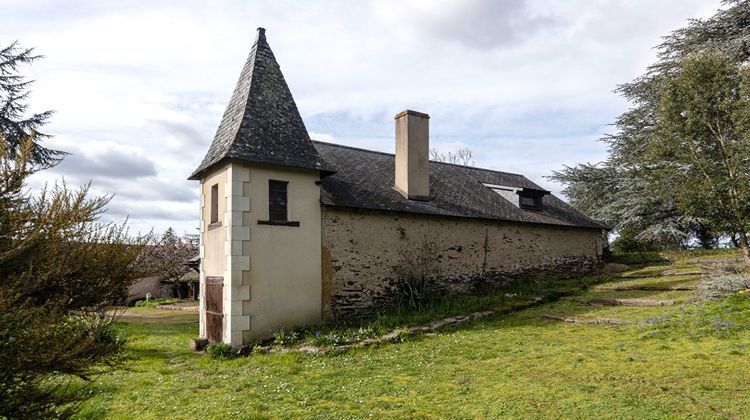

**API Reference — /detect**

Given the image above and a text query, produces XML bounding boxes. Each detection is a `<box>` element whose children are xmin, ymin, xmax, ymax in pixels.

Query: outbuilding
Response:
<box><xmin>189</xmin><ymin>28</ymin><xmax>605</xmax><ymax>346</ymax></box>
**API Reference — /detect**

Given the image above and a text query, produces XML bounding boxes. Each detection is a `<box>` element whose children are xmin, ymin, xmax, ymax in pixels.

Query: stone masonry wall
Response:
<box><xmin>321</xmin><ymin>207</ymin><xmax>604</xmax><ymax>320</ymax></box>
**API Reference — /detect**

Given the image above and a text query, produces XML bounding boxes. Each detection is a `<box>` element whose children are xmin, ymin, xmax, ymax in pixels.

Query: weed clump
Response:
<box><xmin>273</xmin><ymin>329</ymin><xmax>300</xmax><ymax>347</ymax></box>
<box><xmin>206</xmin><ymin>343</ymin><xmax>234</xmax><ymax>359</ymax></box>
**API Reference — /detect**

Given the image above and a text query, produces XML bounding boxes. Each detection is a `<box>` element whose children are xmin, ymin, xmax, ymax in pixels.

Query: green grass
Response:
<box><xmin>75</xmin><ymin>250</ymin><xmax>750</xmax><ymax>419</ymax></box>
<box><xmin>133</xmin><ymin>298</ymin><xmax>180</xmax><ymax>308</ymax></box>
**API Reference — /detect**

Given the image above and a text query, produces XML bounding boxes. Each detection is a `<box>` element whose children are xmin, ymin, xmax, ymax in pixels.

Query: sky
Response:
<box><xmin>2</xmin><ymin>0</ymin><xmax>723</xmax><ymax>236</ymax></box>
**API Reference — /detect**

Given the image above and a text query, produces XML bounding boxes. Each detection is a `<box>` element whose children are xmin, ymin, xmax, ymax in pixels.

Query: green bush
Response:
<box><xmin>206</xmin><ymin>343</ymin><xmax>234</xmax><ymax>359</ymax></box>
<box><xmin>612</xmin><ymin>227</ymin><xmax>656</xmax><ymax>254</ymax></box>
<box><xmin>394</xmin><ymin>275</ymin><xmax>430</xmax><ymax>312</ymax></box>
<box><xmin>273</xmin><ymin>329</ymin><xmax>300</xmax><ymax>347</ymax></box>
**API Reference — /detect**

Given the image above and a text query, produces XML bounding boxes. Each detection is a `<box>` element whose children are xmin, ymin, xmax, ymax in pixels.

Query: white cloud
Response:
<box><xmin>3</xmin><ymin>0</ymin><xmax>723</xmax><ymax>234</ymax></box>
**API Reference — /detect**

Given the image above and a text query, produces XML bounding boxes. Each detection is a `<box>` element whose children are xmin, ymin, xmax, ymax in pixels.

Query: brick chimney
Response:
<box><xmin>394</xmin><ymin>110</ymin><xmax>430</xmax><ymax>201</ymax></box>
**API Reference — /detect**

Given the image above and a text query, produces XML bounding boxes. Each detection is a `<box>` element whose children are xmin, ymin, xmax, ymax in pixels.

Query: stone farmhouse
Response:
<box><xmin>189</xmin><ymin>28</ymin><xmax>606</xmax><ymax>346</ymax></box>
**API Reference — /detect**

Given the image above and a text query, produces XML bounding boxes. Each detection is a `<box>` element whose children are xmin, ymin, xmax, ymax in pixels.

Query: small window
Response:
<box><xmin>210</xmin><ymin>184</ymin><xmax>219</xmax><ymax>224</ymax></box>
<box><xmin>268</xmin><ymin>180</ymin><xmax>288</xmax><ymax>222</ymax></box>
<box><xmin>519</xmin><ymin>195</ymin><xmax>537</xmax><ymax>208</ymax></box>
<box><xmin>518</xmin><ymin>193</ymin><xmax>542</xmax><ymax>211</ymax></box>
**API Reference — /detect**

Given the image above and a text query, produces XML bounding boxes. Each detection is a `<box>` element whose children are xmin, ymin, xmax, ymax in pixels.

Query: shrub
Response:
<box><xmin>311</xmin><ymin>332</ymin><xmax>343</xmax><ymax>347</ymax></box>
<box><xmin>394</xmin><ymin>275</ymin><xmax>430</xmax><ymax>312</ymax></box>
<box><xmin>612</xmin><ymin>227</ymin><xmax>656</xmax><ymax>254</ymax></box>
<box><xmin>273</xmin><ymin>329</ymin><xmax>300</xmax><ymax>347</ymax></box>
<box><xmin>206</xmin><ymin>343</ymin><xmax>234</xmax><ymax>359</ymax></box>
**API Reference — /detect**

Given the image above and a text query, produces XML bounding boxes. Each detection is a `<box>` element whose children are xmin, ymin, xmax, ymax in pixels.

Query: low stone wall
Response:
<box><xmin>321</xmin><ymin>207</ymin><xmax>604</xmax><ymax>320</ymax></box>
<box><xmin>156</xmin><ymin>304</ymin><xmax>200</xmax><ymax>312</ymax></box>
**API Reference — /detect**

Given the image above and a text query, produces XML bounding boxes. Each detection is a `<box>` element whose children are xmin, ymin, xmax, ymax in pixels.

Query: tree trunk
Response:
<box><xmin>173</xmin><ymin>282</ymin><xmax>183</xmax><ymax>299</ymax></box>
<box><xmin>695</xmin><ymin>224</ymin><xmax>715</xmax><ymax>249</ymax></box>
<box><xmin>738</xmin><ymin>231</ymin><xmax>750</xmax><ymax>265</ymax></box>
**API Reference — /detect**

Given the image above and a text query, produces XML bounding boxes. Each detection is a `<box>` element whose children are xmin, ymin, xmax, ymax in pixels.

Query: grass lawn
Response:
<box><xmin>76</xmin><ymin>250</ymin><xmax>750</xmax><ymax>419</ymax></box>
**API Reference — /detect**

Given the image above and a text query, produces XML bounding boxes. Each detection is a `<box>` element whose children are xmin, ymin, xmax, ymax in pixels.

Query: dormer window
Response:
<box><xmin>484</xmin><ymin>183</ymin><xmax>549</xmax><ymax>211</ymax></box>
<box><xmin>516</xmin><ymin>188</ymin><xmax>548</xmax><ymax>211</ymax></box>
<box><xmin>518</xmin><ymin>193</ymin><xmax>542</xmax><ymax>210</ymax></box>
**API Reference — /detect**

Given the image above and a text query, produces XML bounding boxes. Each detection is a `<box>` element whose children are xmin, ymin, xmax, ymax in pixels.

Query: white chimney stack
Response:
<box><xmin>394</xmin><ymin>110</ymin><xmax>430</xmax><ymax>201</ymax></box>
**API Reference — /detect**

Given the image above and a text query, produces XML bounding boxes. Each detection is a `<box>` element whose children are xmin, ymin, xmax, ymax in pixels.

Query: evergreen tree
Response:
<box><xmin>0</xmin><ymin>41</ymin><xmax>63</xmax><ymax>167</ymax></box>
<box><xmin>650</xmin><ymin>49</ymin><xmax>750</xmax><ymax>262</ymax></box>
<box><xmin>550</xmin><ymin>0</ymin><xmax>750</xmax><ymax>250</ymax></box>
<box><xmin>0</xmin><ymin>42</ymin><xmax>148</xmax><ymax>415</ymax></box>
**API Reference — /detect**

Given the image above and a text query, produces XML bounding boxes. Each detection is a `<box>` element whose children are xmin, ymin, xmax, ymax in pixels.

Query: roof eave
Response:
<box><xmin>188</xmin><ymin>156</ymin><xmax>336</xmax><ymax>181</ymax></box>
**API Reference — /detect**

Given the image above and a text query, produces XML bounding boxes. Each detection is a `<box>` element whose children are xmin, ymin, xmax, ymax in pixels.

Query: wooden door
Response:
<box><xmin>205</xmin><ymin>276</ymin><xmax>223</xmax><ymax>343</ymax></box>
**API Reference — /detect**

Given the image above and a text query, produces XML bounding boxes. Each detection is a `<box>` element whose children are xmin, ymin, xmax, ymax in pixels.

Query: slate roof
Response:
<box><xmin>314</xmin><ymin>141</ymin><xmax>606</xmax><ymax>230</ymax></box>
<box><xmin>188</xmin><ymin>28</ymin><xmax>331</xmax><ymax>180</ymax></box>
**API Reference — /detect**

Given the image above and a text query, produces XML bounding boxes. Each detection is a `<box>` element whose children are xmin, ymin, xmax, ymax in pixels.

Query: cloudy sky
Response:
<box><xmin>3</xmin><ymin>0</ymin><xmax>722</xmax><ymax>235</ymax></box>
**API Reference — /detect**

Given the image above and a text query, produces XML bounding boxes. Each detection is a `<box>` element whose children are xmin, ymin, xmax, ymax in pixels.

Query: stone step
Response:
<box><xmin>617</xmin><ymin>271</ymin><xmax>703</xmax><ymax>279</ymax></box>
<box><xmin>540</xmin><ymin>314</ymin><xmax>633</xmax><ymax>325</ymax></box>
<box><xmin>571</xmin><ymin>297</ymin><xmax>674</xmax><ymax>307</ymax></box>
<box><xmin>599</xmin><ymin>286</ymin><xmax>696</xmax><ymax>292</ymax></box>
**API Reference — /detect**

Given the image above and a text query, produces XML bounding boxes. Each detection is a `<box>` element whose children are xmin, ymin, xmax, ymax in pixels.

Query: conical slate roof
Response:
<box><xmin>189</xmin><ymin>28</ymin><xmax>331</xmax><ymax>180</ymax></box>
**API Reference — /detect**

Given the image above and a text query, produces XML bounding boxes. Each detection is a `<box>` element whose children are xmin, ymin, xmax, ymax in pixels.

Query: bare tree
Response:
<box><xmin>430</xmin><ymin>147</ymin><xmax>474</xmax><ymax>166</ymax></box>
<box><xmin>144</xmin><ymin>228</ymin><xmax>199</xmax><ymax>298</ymax></box>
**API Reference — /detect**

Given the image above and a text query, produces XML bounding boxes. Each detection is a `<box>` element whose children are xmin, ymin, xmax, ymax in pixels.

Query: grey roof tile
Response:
<box><xmin>314</xmin><ymin>141</ymin><xmax>606</xmax><ymax>229</ymax></box>
<box><xmin>188</xmin><ymin>28</ymin><xmax>331</xmax><ymax>180</ymax></box>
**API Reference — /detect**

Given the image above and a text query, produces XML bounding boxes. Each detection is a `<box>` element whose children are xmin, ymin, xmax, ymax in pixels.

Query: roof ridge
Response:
<box><xmin>311</xmin><ymin>139</ymin><xmax>524</xmax><ymax>178</ymax></box>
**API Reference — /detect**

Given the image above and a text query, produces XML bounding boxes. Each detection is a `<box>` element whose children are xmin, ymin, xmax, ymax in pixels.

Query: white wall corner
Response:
<box><xmin>231</xmin><ymin>226</ymin><xmax>251</xmax><ymax>241</ymax></box>
<box><xmin>229</xmin><ymin>211</ymin><xmax>243</xmax><ymax>227</ymax></box>
<box><xmin>231</xmin><ymin>315</ymin><xmax>250</xmax><ymax>331</ymax></box>
<box><xmin>231</xmin><ymin>255</ymin><xmax>251</xmax><ymax>271</ymax></box>
<box><xmin>225</xmin><ymin>269</ymin><xmax>242</xmax><ymax>284</ymax></box>
<box><xmin>231</xmin><ymin>196</ymin><xmax>251</xmax><ymax>212</ymax></box>
<box><xmin>231</xmin><ymin>240</ymin><xmax>243</xmax><ymax>256</ymax></box>
<box><xmin>230</xmin><ymin>331</ymin><xmax>243</xmax><ymax>346</ymax></box>
<box><xmin>233</xmin><ymin>166</ymin><xmax>250</xmax><ymax>183</ymax></box>
<box><xmin>230</xmin><ymin>181</ymin><xmax>244</xmax><ymax>197</ymax></box>
<box><xmin>229</xmin><ymin>300</ymin><xmax>244</xmax><ymax>317</ymax></box>
<box><xmin>232</xmin><ymin>283</ymin><xmax>251</xmax><ymax>301</ymax></box>
<box><xmin>224</xmin><ymin>180</ymin><xmax>232</xmax><ymax>198</ymax></box>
